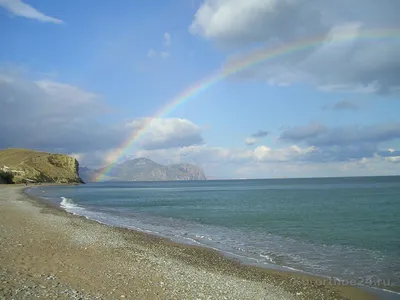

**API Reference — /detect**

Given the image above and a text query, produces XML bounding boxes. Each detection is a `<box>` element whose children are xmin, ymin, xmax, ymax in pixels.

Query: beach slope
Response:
<box><xmin>0</xmin><ymin>186</ymin><xmax>375</xmax><ymax>299</ymax></box>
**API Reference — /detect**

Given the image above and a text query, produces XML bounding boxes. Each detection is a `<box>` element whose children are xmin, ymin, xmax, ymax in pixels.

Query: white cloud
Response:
<box><xmin>245</xmin><ymin>137</ymin><xmax>257</xmax><ymax>145</ymax></box>
<box><xmin>147</xmin><ymin>49</ymin><xmax>170</xmax><ymax>59</ymax></box>
<box><xmin>245</xmin><ymin>129</ymin><xmax>269</xmax><ymax>145</ymax></box>
<box><xmin>35</xmin><ymin>80</ymin><xmax>99</xmax><ymax>105</ymax></box>
<box><xmin>190</xmin><ymin>0</ymin><xmax>326</xmax><ymax>46</ymax></box>
<box><xmin>386</xmin><ymin>156</ymin><xmax>400</xmax><ymax>163</ymax></box>
<box><xmin>318</xmin><ymin>83</ymin><xmax>381</xmax><ymax>94</ymax></box>
<box><xmin>147</xmin><ymin>33</ymin><xmax>172</xmax><ymax>59</ymax></box>
<box><xmin>234</xmin><ymin>156</ymin><xmax>400</xmax><ymax>179</ymax></box>
<box><xmin>163</xmin><ymin>32</ymin><xmax>171</xmax><ymax>47</ymax></box>
<box><xmin>253</xmin><ymin>145</ymin><xmax>317</xmax><ymax>162</ymax></box>
<box><xmin>0</xmin><ymin>0</ymin><xmax>63</xmax><ymax>23</ymax></box>
<box><xmin>191</xmin><ymin>0</ymin><xmax>400</xmax><ymax>93</ymax></box>
<box><xmin>125</xmin><ymin>118</ymin><xmax>204</xmax><ymax>150</ymax></box>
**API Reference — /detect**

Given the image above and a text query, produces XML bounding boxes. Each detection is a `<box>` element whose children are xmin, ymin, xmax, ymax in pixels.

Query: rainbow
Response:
<box><xmin>95</xmin><ymin>27</ymin><xmax>399</xmax><ymax>181</ymax></box>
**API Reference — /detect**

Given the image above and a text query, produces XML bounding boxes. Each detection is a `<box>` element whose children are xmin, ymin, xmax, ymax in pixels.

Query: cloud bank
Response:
<box><xmin>190</xmin><ymin>0</ymin><xmax>400</xmax><ymax>94</ymax></box>
<box><xmin>323</xmin><ymin>100</ymin><xmax>359</xmax><ymax>111</ymax></box>
<box><xmin>126</xmin><ymin>118</ymin><xmax>204</xmax><ymax>150</ymax></box>
<box><xmin>245</xmin><ymin>129</ymin><xmax>269</xmax><ymax>145</ymax></box>
<box><xmin>0</xmin><ymin>71</ymin><xmax>204</xmax><ymax>157</ymax></box>
<box><xmin>279</xmin><ymin>122</ymin><xmax>400</xmax><ymax>163</ymax></box>
<box><xmin>1</xmin><ymin>68</ymin><xmax>398</xmax><ymax>177</ymax></box>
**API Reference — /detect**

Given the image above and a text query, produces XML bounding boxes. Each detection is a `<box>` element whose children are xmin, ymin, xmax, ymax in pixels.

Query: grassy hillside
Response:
<box><xmin>0</xmin><ymin>148</ymin><xmax>84</xmax><ymax>184</ymax></box>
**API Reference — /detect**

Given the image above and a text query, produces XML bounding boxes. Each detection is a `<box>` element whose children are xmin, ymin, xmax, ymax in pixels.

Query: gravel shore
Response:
<box><xmin>0</xmin><ymin>185</ymin><xmax>376</xmax><ymax>300</ymax></box>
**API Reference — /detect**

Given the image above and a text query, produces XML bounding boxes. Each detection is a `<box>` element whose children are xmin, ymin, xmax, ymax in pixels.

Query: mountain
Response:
<box><xmin>80</xmin><ymin>158</ymin><xmax>207</xmax><ymax>182</ymax></box>
<box><xmin>0</xmin><ymin>148</ymin><xmax>84</xmax><ymax>184</ymax></box>
<box><xmin>78</xmin><ymin>166</ymin><xmax>99</xmax><ymax>183</ymax></box>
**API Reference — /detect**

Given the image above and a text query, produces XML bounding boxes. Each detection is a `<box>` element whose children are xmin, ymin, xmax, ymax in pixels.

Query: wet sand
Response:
<box><xmin>0</xmin><ymin>185</ymin><xmax>376</xmax><ymax>299</ymax></box>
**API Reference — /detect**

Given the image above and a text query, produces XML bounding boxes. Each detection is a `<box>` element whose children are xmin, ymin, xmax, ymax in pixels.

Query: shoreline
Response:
<box><xmin>1</xmin><ymin>185</ymin><xmax>379</xmax><ymax>299</ymax></box>
<box><xmin>26</xmin><ymin>184</ymin><xmax>400</xmax><ymax>297</ymax></box>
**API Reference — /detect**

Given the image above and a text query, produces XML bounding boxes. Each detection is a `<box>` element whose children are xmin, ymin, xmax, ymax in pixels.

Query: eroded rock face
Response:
<box><xmin>167</xmin><ymin>164</ymin><xmax>207</xmax><ymax>180</ymax></box>
<box><xmin>0</xmin><ymin>148</ymin><xmax>84</xmax><ymax>184</ymax></box>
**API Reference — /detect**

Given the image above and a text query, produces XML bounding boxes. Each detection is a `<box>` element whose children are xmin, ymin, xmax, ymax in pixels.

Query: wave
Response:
<box><xmin>60</xmin><ymin>197</ymin><xmax>81</xmax><ymax>211</ymax></box>
<box><xmin>260</xmin><ymin>252</ymin><xmax>277</xmax><ymax>264</ymax></box>
<box><xmin>45</xmin><ymin>197</ymin><xmax>400</xmax><ymax>299</ymax></box>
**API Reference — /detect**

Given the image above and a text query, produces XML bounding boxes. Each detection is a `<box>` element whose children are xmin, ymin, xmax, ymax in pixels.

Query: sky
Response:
<box><xmin>0</xmin><ymin>0</ymin><xmax>400</xmax><ymax>179</ymax></box>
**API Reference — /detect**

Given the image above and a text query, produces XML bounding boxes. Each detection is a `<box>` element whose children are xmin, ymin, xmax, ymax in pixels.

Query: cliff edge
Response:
<box><xmin>0</xmin><ymin>148</ymin><xmax>84</xmax><ymax>184</ymax></box>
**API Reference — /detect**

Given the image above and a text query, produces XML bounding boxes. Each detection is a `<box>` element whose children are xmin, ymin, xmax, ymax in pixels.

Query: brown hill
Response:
<box><xmin>0</xmin><ymin>148</ymin><xmax>84</xmax><ymax>184</ymax></box>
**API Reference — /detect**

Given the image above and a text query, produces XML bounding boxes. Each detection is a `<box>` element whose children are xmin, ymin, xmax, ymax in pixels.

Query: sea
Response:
<box><xmin>26</xmin><ymin>176</ymin><xmax>400</xmax><ymax>299</ymax></box>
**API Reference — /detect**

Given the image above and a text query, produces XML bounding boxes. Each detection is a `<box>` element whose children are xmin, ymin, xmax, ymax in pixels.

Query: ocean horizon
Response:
<box><xmin>27</xmin><ymin>176</ymin><xmax>400</xmax><ymax>298</ymax></box>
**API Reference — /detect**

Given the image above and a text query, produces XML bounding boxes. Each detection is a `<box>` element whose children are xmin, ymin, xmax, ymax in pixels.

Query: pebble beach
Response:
<box><xmin>0</xmin><ymin>185</ymin><xmax>376</xmax><ymax>300</ymax></box>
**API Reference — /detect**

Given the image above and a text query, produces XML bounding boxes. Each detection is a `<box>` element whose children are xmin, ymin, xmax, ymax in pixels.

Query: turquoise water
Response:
<box><xmin>27</xmin><ymin>177</ymin><xmax>400</xmax><ymax>295</ymax></box>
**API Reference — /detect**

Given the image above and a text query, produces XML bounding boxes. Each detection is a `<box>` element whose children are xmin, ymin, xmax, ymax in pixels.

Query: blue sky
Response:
<box><xmin>1</xmin><ymin>0</ymin><xmax>400</xmax><ymax>178</ymax></box>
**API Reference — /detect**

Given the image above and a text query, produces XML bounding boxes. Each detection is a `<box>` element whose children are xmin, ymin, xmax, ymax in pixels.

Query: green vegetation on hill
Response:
<box><xmin>0</xmin><ymin>170</ymin><xmax>14</xmax><ymax>184</ymax></box>
<box><xmin>0</xmin><ymin>148</ymin><xmax>84</xmax><ymax>184</ymax></box>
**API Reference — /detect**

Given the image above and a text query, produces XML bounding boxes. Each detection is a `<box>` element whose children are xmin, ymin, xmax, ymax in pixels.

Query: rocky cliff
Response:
<box><xmin>80</xmin><ymin>158</ymin><xmax>206</xmax><ymax>182</ymax></box>
<box><xmin>167</xmin><ymin>164</ymin><xmax>207</xmax><ymax>180</ymax></box>
<box><xmin>0</xmin><ymin>148</ymin><xmax>84</xmax><ymax>184</ymax></box>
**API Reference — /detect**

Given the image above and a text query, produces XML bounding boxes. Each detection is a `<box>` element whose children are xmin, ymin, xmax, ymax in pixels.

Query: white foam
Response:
<box><xmin>60</xmin><ymin>197</ymin><xmax>81</xmax><ymax>211</ymax></box>
<box><xmin>195</xmin><ymin>234</ymin><xmax>213</xmax><ymax>241</ymax></box>
<box><xmin>260</xmin><ymin>253</ymin><xmax>276</xmax><ymax>264</ymax></box>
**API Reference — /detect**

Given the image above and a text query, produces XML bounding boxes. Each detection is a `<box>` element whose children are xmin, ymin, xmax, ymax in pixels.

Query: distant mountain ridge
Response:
<box><xmin>79</xmin><ymin>157</ymin><xmax>206</xmax><ymax>182</ymax></box>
